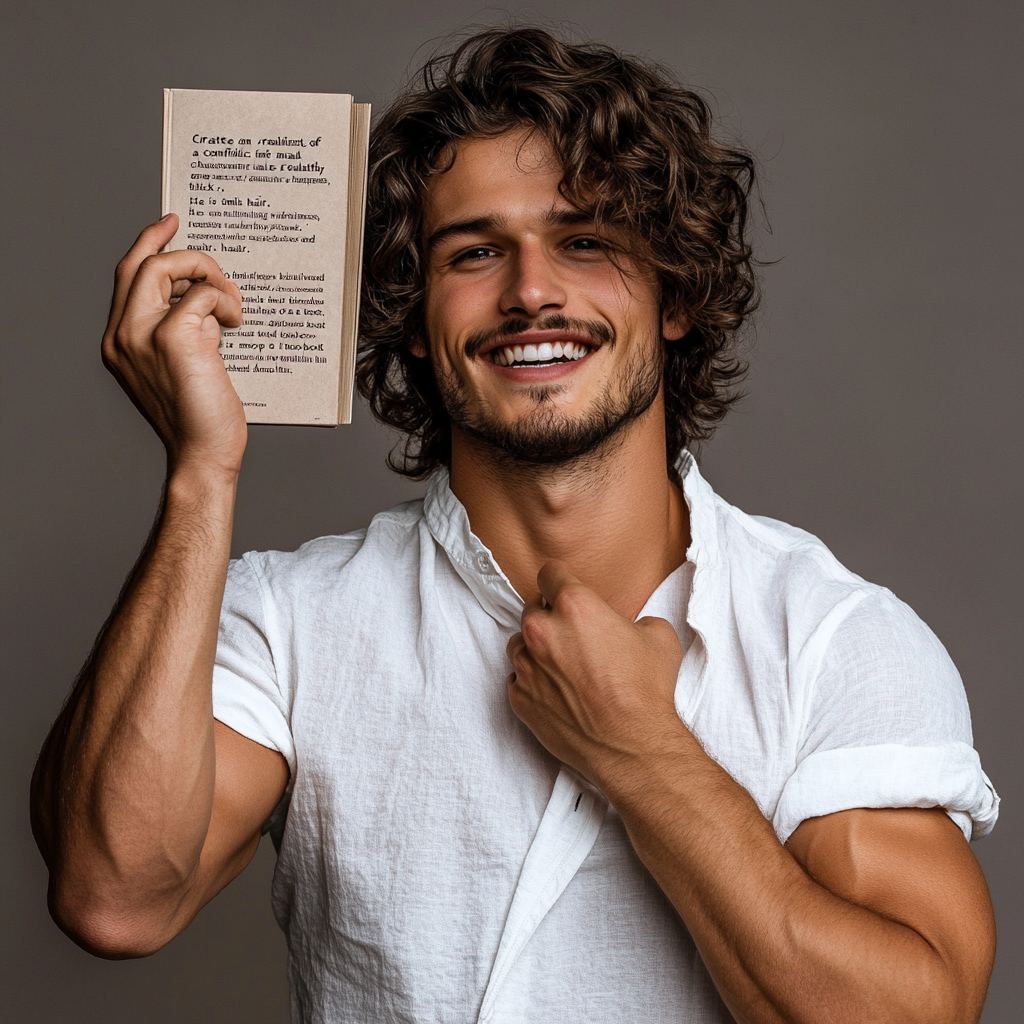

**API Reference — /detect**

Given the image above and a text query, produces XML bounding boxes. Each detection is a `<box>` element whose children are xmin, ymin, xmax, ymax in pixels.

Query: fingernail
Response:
<box><xmin>160</xmin><ymin>212</ymin><xmax>173</xmax><ymax>222</ymax></box>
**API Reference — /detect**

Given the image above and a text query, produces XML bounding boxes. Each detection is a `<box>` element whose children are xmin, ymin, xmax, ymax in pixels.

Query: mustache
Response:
<box><xmin>464</xmin><ymin>315</ymin><xmax>614</xmax><ymax>359</ymax></box>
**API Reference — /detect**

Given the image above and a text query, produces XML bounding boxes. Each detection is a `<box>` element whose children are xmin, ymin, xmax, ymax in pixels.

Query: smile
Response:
<box><xmin>489</xmin><ymin>341</ymin><xmax>591</xmax><ymax>367</ymax></box>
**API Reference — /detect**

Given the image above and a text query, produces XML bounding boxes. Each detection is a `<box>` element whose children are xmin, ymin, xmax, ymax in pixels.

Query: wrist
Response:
<box><xmin>165</xmin><ymin>458</ymin><xmax>240</xmax><ymax>508</ymax></box>
<box><xmin>591</xmin><ymin>713</ymin><xmax>704</xmax><ymax>809</ymax></box>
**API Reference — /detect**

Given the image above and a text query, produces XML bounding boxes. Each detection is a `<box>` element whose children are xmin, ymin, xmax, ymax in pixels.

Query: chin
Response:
<box><xmin>459</xmin><ymin>391</ymin><xmax>659</xmax><ymax>467</ymax></box>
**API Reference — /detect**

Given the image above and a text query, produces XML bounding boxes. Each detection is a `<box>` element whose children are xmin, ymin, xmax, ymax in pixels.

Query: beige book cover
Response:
<box><xmin>162</xmin><ymin>89</ymin><xmax>370</xmax><ymax>425</ymax></box>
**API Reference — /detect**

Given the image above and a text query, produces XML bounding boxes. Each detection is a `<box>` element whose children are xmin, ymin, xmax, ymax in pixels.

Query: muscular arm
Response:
<box><xmin>30</xmin><ymin>217</ymin><xmax>288</xmax><ymax>957</ymax></box>
<box><xmin>507</xmin><ymin>562</ymin><xmax>995</xmax><ymax>1024</ymax></box>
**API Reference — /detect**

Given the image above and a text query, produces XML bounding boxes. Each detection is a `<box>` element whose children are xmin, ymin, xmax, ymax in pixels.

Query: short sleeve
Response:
<box><xmin>773</xmin><ymin>591</ymin><xmax>999</xmax><ymax>842</ymax></box>
<box><xmin>213</xmin><ymin>553</ymin><xmax>296</xmax><ymax>779</ymax></box>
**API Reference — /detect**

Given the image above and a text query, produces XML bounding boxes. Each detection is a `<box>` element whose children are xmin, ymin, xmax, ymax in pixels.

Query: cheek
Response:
<box><xmin>421</xmin><ymin>286</ymin><xmax>473</xmax><ymax>378</ymax></box>
<box><xmin>420</xmin><ymin>282</ymin><xmax>453</xmax><ymax>361</ymax></box>
<box><xmin>423</xmin><ymin>276</ymin><xmax>470</xmax><ymax>345</ymax></box>
<box><xmin>423</xmin><ymin>277</ymin><xmax>501</xmax><ymax>370</ymax></box>
<box><xmin>577</xmin><ymin>266</ymin><xmax>659</xmax><ymax>328</ymax></box>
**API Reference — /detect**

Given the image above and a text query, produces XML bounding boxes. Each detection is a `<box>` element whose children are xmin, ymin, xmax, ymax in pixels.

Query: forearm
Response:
<box><xmin>600</xmin><ymin>729</ymin><xmax>956</xmax><ymax>1024</ymax></box>
<box><xmin>508</xmin><ymin>564</ymin><xmax>989</xmax><ymax>1022</ymax></box>
<box><xmin>31</xmin><ymin>465</ymin><xmax>238</xmax><ymax>948</ymax></box>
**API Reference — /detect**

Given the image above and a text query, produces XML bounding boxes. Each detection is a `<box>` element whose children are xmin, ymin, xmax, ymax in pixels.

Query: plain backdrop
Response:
<box><xmin>2</xmin><ymin>1</ymin><xmax>1020</xmax><ymax>1021</ymax></box>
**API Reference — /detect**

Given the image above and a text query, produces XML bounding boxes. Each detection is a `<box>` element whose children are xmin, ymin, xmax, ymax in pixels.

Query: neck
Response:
<box><xmin>447</xmin><ymin>396</ymin><xmax>691</xmax><ymax>619</ymax></box>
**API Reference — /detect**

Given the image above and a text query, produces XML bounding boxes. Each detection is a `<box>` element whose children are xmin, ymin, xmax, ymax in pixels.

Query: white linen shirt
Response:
<box><xmin>213</xmin><ymin>451</ymin><xmax>998</xmax><ymax>1024</ymax></box>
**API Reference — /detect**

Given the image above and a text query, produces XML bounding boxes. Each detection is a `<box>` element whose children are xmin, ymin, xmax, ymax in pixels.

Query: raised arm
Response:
<box><xmin>30</xmin><ymin>217</ymin><xmax>288</xmax><ymax>958</ymax></box>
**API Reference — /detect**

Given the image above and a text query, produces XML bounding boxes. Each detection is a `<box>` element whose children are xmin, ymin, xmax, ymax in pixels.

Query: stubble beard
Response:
<box><xmin>434</xmin><ymin>322</ymin><xmax>664</xmax><ymax>470</ymax></box>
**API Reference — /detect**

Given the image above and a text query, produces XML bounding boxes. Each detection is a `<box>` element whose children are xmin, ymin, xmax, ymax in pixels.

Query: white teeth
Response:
<box><xmin>491</xmin><ymin>340</ymin><xmax>592</xmax><ymax>365</ymax></box>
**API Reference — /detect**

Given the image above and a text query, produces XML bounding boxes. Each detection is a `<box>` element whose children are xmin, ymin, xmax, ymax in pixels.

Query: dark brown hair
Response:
<box><xmin>357</xmin><ymin>27</ymin><xmax>758</xmax><ymax>477</ymax></box>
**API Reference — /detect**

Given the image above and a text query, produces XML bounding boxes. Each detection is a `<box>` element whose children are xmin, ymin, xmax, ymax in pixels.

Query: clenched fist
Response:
<box><xmin>506</xmin><ymin>560</ymin><xmax>687</xmax><ymax>793</ymax></box>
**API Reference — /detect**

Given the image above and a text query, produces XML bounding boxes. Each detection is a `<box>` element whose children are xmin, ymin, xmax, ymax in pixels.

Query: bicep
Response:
<box><xmin>786</xmin><ymin>807</ymin><xmax>995</xmax><ymax>1019</ymax></box>
<box><xmin>190</xmin><ymin>721</ymin><xmax>289</xmax><ymax>907</ymax></box>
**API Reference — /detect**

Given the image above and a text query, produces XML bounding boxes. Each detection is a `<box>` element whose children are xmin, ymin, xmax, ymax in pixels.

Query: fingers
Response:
<box><xmin>528</xmin><ymin>561</ymin><xmax>591</xmax><ymax>648</ymax></box>
<box><xmin>635</xmin><ymin>616</ymin><xmax>685</xmax><ymax>675</ymax></box>
<box><xmin>535</xmin><ymin>560</ymin><xmax>582</xmax><ymax>610</ymax></box>
<box><xmin>108</xmin><ymin>215</ymin><xmax>180</xmax><ymax>333</ymax></box>
<box><xmin>107</xmin><ymin>218</ymin><xmax>241</xmax><ymax>347</ymax></box>
<box><xmin>129</xmin><ymin>248</ymin><xmax>241</xmax><ymax>322</ymax></box>
<box><xmin>104</xmin><ymin>254</ymin><xmax>241</xmax><ymax>373</ymax></box>
<box><xmin>505</xmin><ymin>630</ymin><xmax>527</xmax><ymax>668</ymax></box>
<box><xmin>153</xmin><ymin>281</ymin><xmax>239</xmax><ymax>347</ymax></box>
<box><xmin>96</xmin><ymin>218</ymin><xmax>249</xmax><ymax>471</ymax></box>
<box><xmin>506</xmin><ymin>631</ymin><xmax>521</xmax><ymax>657</ymax></box>
<box><xmin>158</xmin><ymin>271</ymin><xmax>241</xmax><ymax>330</ymax></box>
<box><xmin>506</xmin><ymin>631</ymin><xmax>547</xmax><ymax>699</ymax></box>
<box><xmin>635</xmin><ymin>615</ymin><xmax>684</xmax><ymax>650</ymax></box>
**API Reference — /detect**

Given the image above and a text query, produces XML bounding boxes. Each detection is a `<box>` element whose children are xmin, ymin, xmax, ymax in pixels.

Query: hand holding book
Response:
<box><xmin>161</xmin><ymin>89</ymin><xmax>370</xmax><ymax>426</ymax></box>
<box><xmin>101</xmin><ymin>216</ymin><xmax>249</xmax><ymax>477</ymax></box>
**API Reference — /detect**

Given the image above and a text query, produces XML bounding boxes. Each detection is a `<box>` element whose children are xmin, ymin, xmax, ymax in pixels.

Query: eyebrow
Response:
<box><xmin>425</xmin><ymin>216</ymin><xmax>505</xmax><ymax>251</ymax></box>
<box><xmin>425</xmin><ymin>207</ymin><xmax>596</xmax><ymax>251</ymax></box>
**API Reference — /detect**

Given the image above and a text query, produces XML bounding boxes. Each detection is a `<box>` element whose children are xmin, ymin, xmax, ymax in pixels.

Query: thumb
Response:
<box><xmin>535</xmin><ymin>559</ymin><xmax>585</xmax><ymax>610</ymax></box>
<box><xmin>635</xmin><ymin>615</ymin><xmax>685</xmax><ymax>660</ymax></box>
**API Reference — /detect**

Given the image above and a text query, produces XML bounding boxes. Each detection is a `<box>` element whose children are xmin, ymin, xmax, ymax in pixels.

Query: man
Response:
<box><xmin>32</xmin><ymin>27</ymin><xmax>998</xmax><ymax>1024</ymax></box>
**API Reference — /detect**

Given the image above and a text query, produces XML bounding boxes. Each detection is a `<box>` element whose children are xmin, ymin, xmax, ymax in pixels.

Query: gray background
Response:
<box><xmin>2</xmin><ymin>1</ymin><xmax>1020</xmax><ymax>1020</ymax></box>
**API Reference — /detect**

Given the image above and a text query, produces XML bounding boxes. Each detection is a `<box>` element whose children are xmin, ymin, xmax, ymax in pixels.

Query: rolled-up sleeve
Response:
<box><xmin>774</xmin><ymin>591</ymin><xmax>999</xmax><ymax>842</ymax></box>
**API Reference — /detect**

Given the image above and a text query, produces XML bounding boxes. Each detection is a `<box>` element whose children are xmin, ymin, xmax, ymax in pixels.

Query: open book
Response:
<box><xmin>162</xmin><ymin>89</ymin><xmax>370</xmax><ymax>425</ymax></box>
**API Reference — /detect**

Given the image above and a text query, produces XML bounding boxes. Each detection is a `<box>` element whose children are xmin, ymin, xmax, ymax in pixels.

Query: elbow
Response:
<box><xmin>48</xmin><ymin>882</ymin><xmax>174</xmax><ymax>960</ymax></box>
<box><xmin>871</xmin><ymin>962</ymin><xmax>984</xmax><ymax>1024</ymax></box>
<box><xmin>897</xmin><ymin>934</ymin><xmax>994</xmax><ymax>1024</ymax></box>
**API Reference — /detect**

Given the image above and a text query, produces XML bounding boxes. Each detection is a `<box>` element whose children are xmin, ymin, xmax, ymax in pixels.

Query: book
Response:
<box><xmin>161</xmin><ymin>89</ymin><xmax>370</xmax><ymax>425</ymax></box>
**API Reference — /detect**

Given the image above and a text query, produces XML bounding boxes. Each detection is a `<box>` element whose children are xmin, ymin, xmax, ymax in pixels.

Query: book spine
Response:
<box><xmin>338</xmin><ymin>102</ymin><xmax>371</xmax><ymax>424</ymax></box>
<box><xmin>161</xmin><ymin>90</ymin><xmax>173</xmax><ymax>246</ymax></box>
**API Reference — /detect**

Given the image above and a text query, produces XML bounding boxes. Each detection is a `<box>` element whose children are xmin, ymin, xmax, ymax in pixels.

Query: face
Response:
<box><xmin>419</xmin><ymin>130</ymin><xmax>686</xmax><ymax>466</ymax></box>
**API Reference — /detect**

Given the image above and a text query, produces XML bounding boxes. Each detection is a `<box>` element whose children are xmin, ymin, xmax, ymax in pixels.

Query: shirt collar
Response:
<box><xmin>423</xmin><ymin>451</ymin><xmax>719</xmax><ymax>631</ymax></box>
<box><xmin>676</xmin><ymin>449</ymin><xmax>719</xmax><ymax>570</ymax></box>
<box><xmin>424</xmin><ymin>470</ymin><xmax>525</xmax><ymax>629</ymax></box>
<box><xmin>674</xmin><ymin>450</ymin><xmax>717</xmax><ymax>691</ymax></box>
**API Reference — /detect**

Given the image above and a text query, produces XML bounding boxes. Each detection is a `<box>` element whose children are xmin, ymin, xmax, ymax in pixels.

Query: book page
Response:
<box><xmin>163</xmin><ymin>89</ymin><xmax>353</xmax><ymax>425</ymax></box>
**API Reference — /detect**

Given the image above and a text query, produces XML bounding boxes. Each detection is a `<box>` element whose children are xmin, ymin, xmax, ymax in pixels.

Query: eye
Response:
<box><xmin>564</xmin><ymin>236</ymin><xmax>603</xmax><ymax>253</ymax></box>
<box><xmin>452</xmin><ymin>246</ymin><xmax>498</xmax><ymax>265</ymax></box>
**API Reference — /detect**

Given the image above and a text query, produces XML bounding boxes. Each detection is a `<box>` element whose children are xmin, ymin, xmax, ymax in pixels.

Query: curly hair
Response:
<box><xmin>357</xmin><ymin>26</ymin><xmax>758</xmax><ymax>478</ymax></box>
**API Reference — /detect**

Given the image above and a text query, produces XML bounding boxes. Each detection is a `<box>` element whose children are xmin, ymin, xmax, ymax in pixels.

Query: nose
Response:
<box><xmin>499</xmin><ymin>241</ymin><xmax>567</xmax><ymax>318</ymax></box>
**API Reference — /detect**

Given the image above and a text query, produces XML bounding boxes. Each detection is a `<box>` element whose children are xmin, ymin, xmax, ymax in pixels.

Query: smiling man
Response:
<box><xmin>32</xmin><ymin>28</ymin><xmax>998</xmax><ymax>1024</ymax></box>
<box><xmin>418</xmin><ymin>131</ymin><xmax>678</xmax><ymax>478</ymax></box>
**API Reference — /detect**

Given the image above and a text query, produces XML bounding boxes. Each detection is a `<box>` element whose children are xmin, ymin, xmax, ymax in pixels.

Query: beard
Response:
<box><xmin>434</xmin><ymin>316</ymin><xmax>664</xmax><ymax>468</ymax></box>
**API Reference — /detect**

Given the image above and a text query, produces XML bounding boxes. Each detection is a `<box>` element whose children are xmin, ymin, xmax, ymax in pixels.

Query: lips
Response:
<box><xmin>490</xmin><ymin>339</ymin><xmax>590</xmax><ymax>366</ymax></box>
<box><xmin>480</xmin><ymin>330</ymin><xmax>597</xmax><ymax>368</ymax></box>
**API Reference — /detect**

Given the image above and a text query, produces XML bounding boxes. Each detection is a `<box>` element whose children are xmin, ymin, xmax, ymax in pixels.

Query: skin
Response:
<box><xmin>31</xmin><ymin>229</ymin><xmax>287</xmax><ymax>955</ymax></box>
<box><xmin>31</xmin><ymin>132</ymin><xmax>994</xmax><ymax>1022</ymax></box>
<box><xmin>419</xmin><ymin>132</ymin><xmax>690</xmax><ymax>614</ymax></box>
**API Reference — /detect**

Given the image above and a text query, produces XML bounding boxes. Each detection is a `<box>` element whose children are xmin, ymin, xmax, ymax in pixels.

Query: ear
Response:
<box><xmin>407</xmin><ymin>334</ymin><xmax>428</xmax><ymax>358</ymax></box>
<box><xmin>662</xmin><ymin>306</ymin><xmax>689</xmax><ymax>342</ymax></box>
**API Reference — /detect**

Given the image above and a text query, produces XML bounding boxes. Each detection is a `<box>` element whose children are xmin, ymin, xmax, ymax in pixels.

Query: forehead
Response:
<box><xmin>422</xmin><ymin>131</ymin><xmax>573</xmax><ymax>234</ymax></box>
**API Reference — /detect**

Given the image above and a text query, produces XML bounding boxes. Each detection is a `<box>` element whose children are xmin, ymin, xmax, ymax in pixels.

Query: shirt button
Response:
<box><xmin>475</xmin><ymin>552</ymin><xmax>494</xmax><ymax>575</ymax></box>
